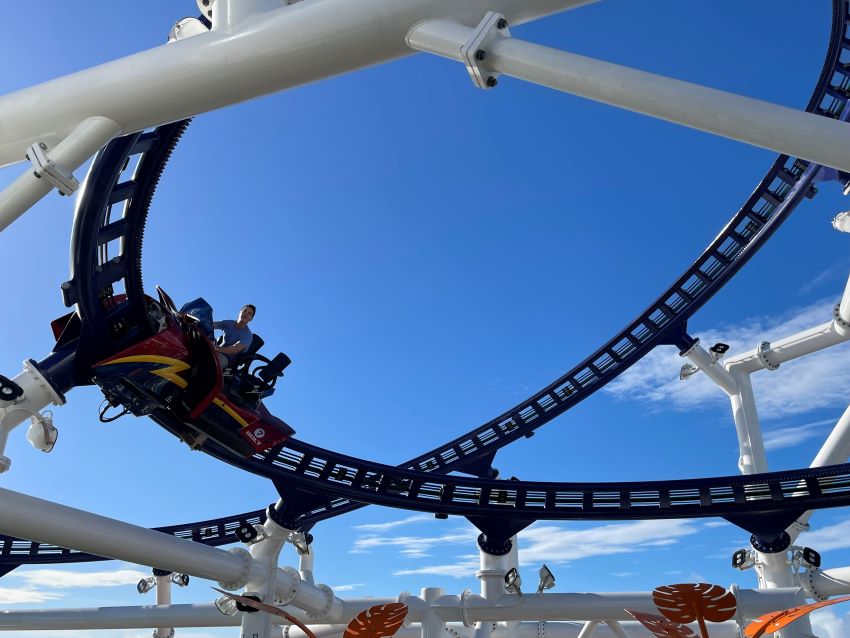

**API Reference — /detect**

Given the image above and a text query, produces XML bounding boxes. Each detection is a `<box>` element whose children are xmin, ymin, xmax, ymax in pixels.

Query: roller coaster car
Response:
<box><xmin>90</xmin><ymin>287</ymin><xmax>294</xmax><ymax>458</ymax></box>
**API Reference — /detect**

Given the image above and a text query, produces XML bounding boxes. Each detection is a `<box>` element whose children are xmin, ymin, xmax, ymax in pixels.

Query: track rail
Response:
<box><xmin>12</xmin><ymin>1</ymin><xmax>850</xmax><ymax>568</ymax></box>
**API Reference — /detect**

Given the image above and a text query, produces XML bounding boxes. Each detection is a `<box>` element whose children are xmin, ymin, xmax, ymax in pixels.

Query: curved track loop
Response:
<box><xmin>11</xmin><ymin>1</ymin><xmax>850</xmax><ymax>567</ymax></box>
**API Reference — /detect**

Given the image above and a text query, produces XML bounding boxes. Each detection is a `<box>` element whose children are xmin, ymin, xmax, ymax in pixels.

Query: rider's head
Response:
<box><xmin>239</xmin><ymin>304</ymin><xmax>256</xmax><ymax>324</ymax></box>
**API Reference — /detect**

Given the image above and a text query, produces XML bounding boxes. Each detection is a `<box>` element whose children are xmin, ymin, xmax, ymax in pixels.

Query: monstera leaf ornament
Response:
<box><xmin>625</xmin><ymin>609</ymin><xmax>697</xmax><ymax>638</ymax></box>
<box><xmin>652</xmin><ymin>583</ymin><xmax>737</xmax><ymax>638</ymax></box>
<box><xmin>744</xmin><ymin>594</ymin><xmax>850</xmax><ymax>637</ymax></box>
<box><xmin>343</xmin><ymin>602</ymin><xmax>409</xmax><ymax>638</ymax></box>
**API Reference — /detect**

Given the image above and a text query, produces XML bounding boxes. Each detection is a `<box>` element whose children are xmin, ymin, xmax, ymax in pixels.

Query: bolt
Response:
<box><xmin>475</xmin><ymin>49</ymin><xmax>487</xmax><ymax>61</ymax></box>
<box><xmin>497</xmin><ymin>18</ymin><xmax>508</xmax><ymax>29</ymax></box>
<box><xmin>486</xmin><ymin>76</ymin><xmax>498</xmax><ymax>88</ymax></box>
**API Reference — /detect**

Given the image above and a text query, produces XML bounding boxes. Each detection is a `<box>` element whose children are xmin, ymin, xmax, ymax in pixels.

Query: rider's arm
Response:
<box><xmin>215</xmin><ymin>342</ymin><xmax>247</xmax><ymax>355</ymax></box>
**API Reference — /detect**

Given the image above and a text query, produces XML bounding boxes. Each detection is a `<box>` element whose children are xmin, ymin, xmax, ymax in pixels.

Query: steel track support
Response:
<box><xmin>406</xmin><ymin>17</ymin><xmax>850</xmax><ymax>173</ymax></box>
<box><xmin>0</xmin><ymin>360</ymin><xmax>65</xmax><ymax>473</ymax></box>
<box><xmin>0</xmin><ymin>486</ymin><xmax>346</xmax><ymax>622</ymax></box>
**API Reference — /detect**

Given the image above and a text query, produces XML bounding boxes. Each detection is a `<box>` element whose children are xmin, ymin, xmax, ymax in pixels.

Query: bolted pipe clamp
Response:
<box><xmin>217</xmin><ymin>547</ymin><xmax>253</xmax><ymax>591</ymax></box>
<box><xmin>273</xmin><ymin>565</ymin><xmax>301</xmax><ymax>606</ymax></box>
<box><xmin>756</xmin><ymin>341</ymin><xmax>779</xmax><ymax>371</ymax></box>
<box><xmin>834</xmin><ymin>303</ymin><xmax>850</xmax><ymax>330</ymax></box>
<box><xmin>305</xmin><ymin>583</ymin><xmax>335</xmax><ymax>620</ymax></box>
<box><xmin>26</xmin><ymin>142</ymin><xmax>80</xmax><ymax>196</ymax></box>
<box><xmin>460</xmin><ymin>12</ymin><xmax>511</xmax><ymax>90</ymax></box>
<box><xmin>803</xmin><ymin>567</ymin><xmax>830</xmax><ymax>601</ymax></box>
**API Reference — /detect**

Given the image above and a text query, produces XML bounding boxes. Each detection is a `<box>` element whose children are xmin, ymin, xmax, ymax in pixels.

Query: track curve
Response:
<box><xmin>13</xmin><ymin>0</ymin><xmax>850</xmax><ymax>569</ymax></box>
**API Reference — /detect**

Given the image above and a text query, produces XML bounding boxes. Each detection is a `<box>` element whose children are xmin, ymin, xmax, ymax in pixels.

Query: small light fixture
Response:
<box><xmin>504</xmin><ymin>568</ymin><xmax>522</xmax><ymax>596</ymax></box>
<box><xmin>214</xmin><ymin>594</ymin><xmax>239</xmax><ymax>616</ymax></box>
<box><xmin>709</xmin><ymin>342</ymin><xmax>729</xmax><ymax>362</ymax></box>
<box><xmin>137</xmin><ymin>577</ymin><xmax>156</xmax><ymax>595</ymax></box>
<box><xmin>171</xmin><ymin>573</ymin><xmax>190</xmax><ymax>587</ymax></box>
<box><xmin>679</xmin><ymin>363</ymin><xmax>699</xmax><ymax>380</ymax></box>
<box><xmin>833</xmin><ymin>211</ymin><xmax>850</xmax><ymax>233</ymax></box>
<box><xmin>536</xmin><ymin>564</ymin><xmax>555</xmax><ymax>594</ymax></box>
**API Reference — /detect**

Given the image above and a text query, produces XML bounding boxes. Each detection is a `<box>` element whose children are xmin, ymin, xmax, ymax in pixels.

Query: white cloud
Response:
<box><xmin>610</xmin><ymin>571</ymin><xmax>637</xmax><ymax>578</ymax></box>
<box><xmin>352</xmin><ymin>530</ymin><xmax>477</xmax><ymax>559</ymax></box>
<box><xmin>811</xmin><ymin>608</ymin><xmax>850</xmax><ymax>638</ymax></box>
<box><xmin>11</xmin><ymin>568</ymin><xmax>148</xmax><ymax>589</ymax></box>
<box><xmin>354</xmin><ymin>515</ymin><xmax>433</xmax><ymax>533</ymax></box>
<box><xmin>0</xmin><ymin>587</ymin><xmax>62</xmax><ymax>604</ymax></box>
<box><xmin>606</xmin><ymin>299</ymin><xmax>850</xmax><ymax>420</ymax></box>
<box><xmin>798</xmin><ymin>518</ymin><xmax>850</xmax><ymax>551</ymax></box>
<box><xmin>517</xmin><ymin>520</ymin><xmax>699</xmax><ymax>565</ymax></box>
<box><xmin>762</xmin><ymin>418</ymin><xmax>834</xmax><ymax>451</ymax></box>
<box><xmin>392</xmin><ymin>520</ymin><xmax>700</xmax><ymax>578</ymax></box>
<box><xmin>331</xmin><ymin>583</ymin><xmax>366</xmax><ymax>592</ymax></box>
<box><xmin>703</xmin><ymin>521</ymin><xmax>731</xmax><ymax>529</ymax></box>
<box><xmin>394</xmin><ymin>555</ymin><xmax>479</xmax><ymax>578</ymax></box>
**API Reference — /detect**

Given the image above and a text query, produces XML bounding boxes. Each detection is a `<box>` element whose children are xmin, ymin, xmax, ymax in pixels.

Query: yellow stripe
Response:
<box><xmin>213</xmin><ymin>397</ymin><xmax>249</xmax><ymax>427</ymax></box>
<box><xmin>106</xmin><ymin>355</ymin><xmax>190</xmax><ymax>389</ymax></box>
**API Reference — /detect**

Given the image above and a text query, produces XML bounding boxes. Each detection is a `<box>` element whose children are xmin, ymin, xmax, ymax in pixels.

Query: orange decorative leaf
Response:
<box><xmin>211</xmin><ymin>588</ymin><xmax>317</xmax><ymax>638</ymax></box>
<box><xmin>653</xmin><ymin>583</ymin><xmax>737</xmax><ymax>638</ymax></box>
<box><xmin>343</xmin><ymin>603</ymin><xmax>408</xmax><ymax>638</ymax></box>
<box><xmin>744</xmin><ymin>595</ymin><xmax>850</xmax><ymax>637</ymax></box>
<box><xmin>625</xmin><ymin>609</ymin><xmax>697</xmax><ymax>638</ymax></box>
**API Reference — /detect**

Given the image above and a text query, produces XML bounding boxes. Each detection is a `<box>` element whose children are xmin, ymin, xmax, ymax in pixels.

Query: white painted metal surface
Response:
<box><xmin>0</xmin><ymin>0</ymin><xmax>594</xmax><ymax>170</ymax></box>
<box><xmin>406</xmin><ymin>19</ymin><xmax>850</xmax><ymax>172</ymax></box>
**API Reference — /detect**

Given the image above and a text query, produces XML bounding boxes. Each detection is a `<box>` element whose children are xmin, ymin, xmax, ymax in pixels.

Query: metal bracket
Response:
<box><xmin>26</xmin><ymin>142</ymin><xmax>80</xmax><ymax>196</ymax></box>
<box><xmin>460</xmin><ymin>12</ymin><xmax>511</xmax><ymax>90</ymax></box>
<box><xmin>756</xmin><ymin>341</ymin><xmax>779</xmax><ymax>371</ymax></box>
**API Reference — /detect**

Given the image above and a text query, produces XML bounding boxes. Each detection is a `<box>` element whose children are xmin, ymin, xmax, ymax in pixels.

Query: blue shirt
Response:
<box><xmin>212</xmin><ymin>320</ymin><xmax>253</xmax><ymax>358</ymax></box>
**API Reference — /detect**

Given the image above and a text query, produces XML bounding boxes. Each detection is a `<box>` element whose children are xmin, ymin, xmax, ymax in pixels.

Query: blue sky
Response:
<box><xmin>2</xmin><ymin>1</ymin><xmax>850</xmax><ymax>637</ymax></box>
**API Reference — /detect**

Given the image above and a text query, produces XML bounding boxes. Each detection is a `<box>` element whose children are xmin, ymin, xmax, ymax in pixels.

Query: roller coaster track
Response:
<box><xmin>6</xmin><ymin>1</ymin><xmax>850</xmax><ymax>569</ymax></box>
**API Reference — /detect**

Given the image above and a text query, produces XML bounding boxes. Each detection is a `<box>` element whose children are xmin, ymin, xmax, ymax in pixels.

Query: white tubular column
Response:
<box><xmin>0</xmin><ymin>360</ymin><xmax>65</xmax><ymax>473</ymax></box>
<box><xmin>421</xmin><ymin>588</ymin><xmax>447</xmax><ymax>638</ymax></box>
<box><xmin>241</xmin><ymin>515</ymin><xmax>292</xmax><ymax>638</ymax></box>
<box><xmin>406</xmin><ymin>18</ymin><xmax>850</xmax><ymax>172</ymax></box>
<box><xmin>602</xmin><ymin>622</ymin><xmax>628</xmax><ymax>638</ymax></box>
<box><xmin>477</xmin><ymin>547</ymin><xmax>509</xmax><ymax>601</ymax></box>
<box><xmin>0</xmin><ymin>116</ymin><xmax>120</xmax><ymax>233</ymax></box>
<box><xmin>728</xmin><ymin>370</ymin><xmax>768</xmax><ymax>476</ymax></box>
<box><xmin>154</xmin><ymin>572</ymin><xmax>174</xmax><ymax>638</ymax></box>
<box><xmin>576</xmin><ymin>622</ymin><xmax>597</xmax><ymax>638</ymax></box>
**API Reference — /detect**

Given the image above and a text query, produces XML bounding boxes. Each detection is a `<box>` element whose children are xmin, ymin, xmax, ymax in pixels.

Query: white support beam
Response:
<box><xmin>406</xmin><ymin>19</ymin><xmax>850</xmax><ymax>172</ymax></box>
<box><xmin>0</xmin><ymin>0</ymin><xmax>595</xmax><ymax>170</ymax></box>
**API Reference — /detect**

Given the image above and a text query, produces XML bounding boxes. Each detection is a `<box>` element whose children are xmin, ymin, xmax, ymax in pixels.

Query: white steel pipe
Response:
<box><xmin>0</xmin><ymin>0</ymin><xmax>594</xmax><ymax>170</ymax></box>
<box><xmin>420</xmin><ymin>590</ymin><xmax>802</xmax><ymax>622</ymax></box>
<box><xmin>153</xmin><ymin>573</ymin><xmax>173</xmax><ymax>638</ymax></box>
<box><xmin>729</xmin><ymin>371</ymin><xmax>768</xmax><ymax>475</ymax></box>
<box><xmin>406</xmin><ymin>20</ymin><xmax>850</xmax><ymax>172</ymax></box>
<box><xmin>684</xmin><ymin>342</ymin><xmax>739</xmax><ymax>396</ymax></box>
<box><xmin>787</xmin><ymin>402</ymin><xmax>850</xmax><ymax>542</ymax></box>
<box><xmin>0</xmin><ymin>486</ymin><xmax>343</xmax><ymax>617</ymax></box>
<box><xmin>0</xmin><ymin>116</ymin><xmax>120</xmax><ymax>232</ymax></box>
<box><xmin>0</xmin><ymin>606</ymin><xmax>743</xmax><ymax>638</ymax></box>
<box><xmin>576</xmin><ymin>622</ymin><xmax>598</xmax><ymax>638</ymax></box>
<box><xmin>726</xmin><ymin>321</ymin><xmax>849</xmax><ymax>374</ymax></box>
<box><xmin>0</xmin><ymin>486</ymin><xmax>256</xmax><ymax>584</ymax></box>
<box><xmin>809</xmin><ymin>567</ymin><xmax>850</xmax><ymax>598</ymax></box>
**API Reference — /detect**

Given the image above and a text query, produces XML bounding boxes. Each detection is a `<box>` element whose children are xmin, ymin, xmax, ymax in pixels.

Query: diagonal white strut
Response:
<box><xmin>406</xmin><ymin>18</ymin><xmax>850</xmax><ymax>173</ymax></box>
